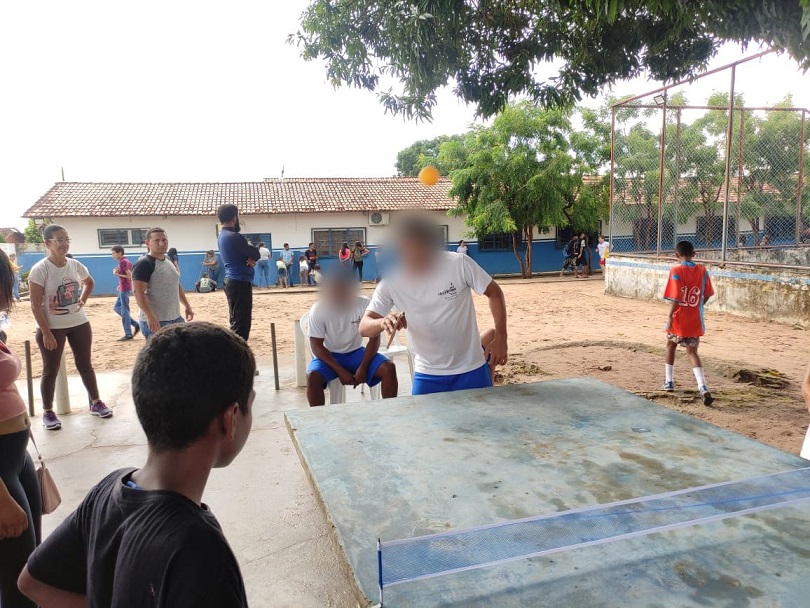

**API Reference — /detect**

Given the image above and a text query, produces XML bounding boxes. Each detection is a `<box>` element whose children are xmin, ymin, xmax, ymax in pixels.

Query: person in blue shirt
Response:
<box><xmin>217</xmin><ymin>205</ymin><xmax>260</xmax><ymax>340</ymax></box>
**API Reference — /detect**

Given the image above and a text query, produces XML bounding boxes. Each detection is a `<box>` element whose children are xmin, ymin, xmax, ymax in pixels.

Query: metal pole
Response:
<box><xmin>608</xmin><ymin>106</ymin><xmax>616</xmax><ymax>248</ymax></box>
<box><xmin>674</xmin><ymin>109</ymin><xmax>682</xmax><ymax>243</ymax></box>
<box><xmin>24</xmin><ymin>340</ymin><xmax>35</xmax><ymax>417</ymax></box>
<box><xmin>270</xmin><ymin>322</ymin><xmax>280</xmax><ymax>391</ymax></box>
<box><xmin>736</xmin><ymin>109</ymin><xmax>746</xmax><ymax>246</ymax></box>
<box><xmin>796</xmin><ymin>110</ymin><xmax>806</xmax><ymax>244</ymax></box>
<box><xmin>720</xmin><ymin>64</ymin><xmax>737</xmax><ymax>263</ymax></box>
<box><xmin>656</xmin><ymin>100</ymin><xmax>667</xmax><ymax>256</ymax></box>
<box><xmin>55</xmin><ymin>353</ymin><xmax>70</xmax><ymax>415</ymax></box>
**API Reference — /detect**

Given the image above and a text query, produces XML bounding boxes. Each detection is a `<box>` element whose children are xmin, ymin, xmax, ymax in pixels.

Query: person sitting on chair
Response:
<box><xmin>306</xmin><ymin>271</ymin><xmax>397</xmax><ymax>407</ymax></box>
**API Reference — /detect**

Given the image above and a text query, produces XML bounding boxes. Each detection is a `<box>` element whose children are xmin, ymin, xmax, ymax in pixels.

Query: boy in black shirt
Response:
<box><xmin>18</xmin><ymin>322</ymin><xmax>255</xmax><ymax>607</ymax></box>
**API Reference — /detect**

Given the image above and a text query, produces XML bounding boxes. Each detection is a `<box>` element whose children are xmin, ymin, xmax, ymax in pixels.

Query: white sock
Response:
<box><xmin>665</xmin><ymin>364</ymin><xmax>674</xmax><ymax>383</ymax></box>
<box><xmin>693</xmin><ymin>367</ymin><xmax>706</xmax><ymax>389</ymax></box>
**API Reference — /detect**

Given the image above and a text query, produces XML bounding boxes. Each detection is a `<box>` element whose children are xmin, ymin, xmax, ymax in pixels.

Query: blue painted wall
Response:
<box><xmin>15</xmin><ymin>240</ymin><xmax>593</xmax><ymax>296</ymax></box>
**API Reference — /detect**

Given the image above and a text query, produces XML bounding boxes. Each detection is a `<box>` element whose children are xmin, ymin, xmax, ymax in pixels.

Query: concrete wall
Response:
<box><xmin>605</xmin><ymin>254</ymin><xmax>810</xmax><ymax>326</ymax></box>
<box><xmin>700</xmin><ymin>245</ymin><xmax>810</xmax><ymax>268</ymax></box>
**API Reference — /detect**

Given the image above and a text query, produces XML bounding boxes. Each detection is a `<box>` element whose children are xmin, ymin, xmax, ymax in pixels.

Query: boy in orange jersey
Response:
<box><xmin>662</xmin><ymin>241</ymin><xmax>715</xmax><ymax>405</ymax></box>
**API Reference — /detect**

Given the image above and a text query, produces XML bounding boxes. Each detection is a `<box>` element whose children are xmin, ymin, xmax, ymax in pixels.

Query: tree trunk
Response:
<box><xmin>512</xmin><ymin>232</ymin><xmax>527</xmax><ymax>278</ymax></box>
<box><xmin>524</xmin><ymin>225</ymin><xmax>534</xmax><ymax>278</ymax></box>
<box><xmin>749</xmin><ymin>218</ymin><xmax>761</xmax><ymax>245</ymax></box>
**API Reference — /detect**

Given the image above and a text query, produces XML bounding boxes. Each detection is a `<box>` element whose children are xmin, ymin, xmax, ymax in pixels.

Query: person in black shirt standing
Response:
<box><xmin>18</xmin><ymin>322</ymin><xmax>254</xmax><ymax>608</ymax></box>
<box><xmin>217</xmin><ymin>205</ymin><xmax>260</xmax><ymax>341</ymax></box>
<box><xmin>304</xmin><ymin>243</ymin><xmax>318</xmax><ymax>286</ymax></box>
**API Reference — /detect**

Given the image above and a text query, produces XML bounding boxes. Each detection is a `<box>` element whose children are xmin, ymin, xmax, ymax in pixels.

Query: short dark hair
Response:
<box><xmin>217</xmin><ymin>204</ymin><xmax>239</xmax><ymax>224</ymax></box>
<box><xmin>145</xmin><ymin>227</ymin><xmax>166</xmax><ymax>241</ymax></box>
<box><xmin>675</xmin><ymin>241</ymin><xmax>695</xmax><ymax>257</ymax></box>
<box><xmin>308</xmin><ymin>242</ymin><xmax>314</xmax><ymax>247</ymax></box>
<box><xmin>111</xmin><ymin>245</ymin><xmax>125</xmax><ymax>255</ymax></box>
<box><xmin>283</xmin><ymin>243</ymin><xmax>289</xmax><ymax>247</ymax></box>
<box><xmin>257</xmin><ymin>242</ymin><xmax>265</xmax><ymax>248</ymax></box>
<box><xmin>43</xmin><ymin>224</ymin><xmax>66</xmax><ymax>241</ymax></box>
<box><xmin>132</xmin><ymin>323</ymin><xmax>255</xmax><ymax>452</ymax></box>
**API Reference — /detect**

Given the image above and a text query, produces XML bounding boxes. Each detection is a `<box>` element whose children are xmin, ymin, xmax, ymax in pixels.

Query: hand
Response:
<box><xmin>77</xmin><ymin>299</ymin><xmax>86</xmax><ymax>309</ymax></box>
<box><xmin>147</xmin><ymin>314</ymin><xmax>161</xmax><ymax>333</ymax></box>
<box><xmin>381</xmin><ymin>312</ymin><xmax>406</xmax><ymax>338</ymax></box>
<box><xmin>0</xmin><ymin>496</ymin><xmax>29</xmax><ymax>540</ymax></box>
<box><xmin>484</xmin><ymin>332</ymin><xmax>508</xmax><ymax>367</ymax></box>
<box><xmin>185</xmin><ymin>307</ymin><xmax>194</xmax><ymax>322</ymax></box>
<box><xmin>112</xmin><ymin>268</ymin><xmax>118</xmax><ymax>275</ymax></box>
<box><xmin>353</xmin><ymin>366</ymin><xmax>368</xmax><ymax>388</ymax></box>
<box><xmin>42</xmin><ymin>331</ymin><xmax>58</xmax><ymax>351</ymax></box>
<box><xmin>337</xmin><ymin>368</ymin><xmax>356</xmax><ymax>386</ymax></box>
<box><xmin>246</xmin><ymin>259</ymin><xmax>256</xmax><ymax>268</ymax></box>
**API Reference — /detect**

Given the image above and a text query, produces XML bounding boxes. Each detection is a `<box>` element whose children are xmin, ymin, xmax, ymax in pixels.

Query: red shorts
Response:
<box><xmin>599</xmin><ymin>259</ymin><xmax>606</xmax><ymax>266</ymax></box>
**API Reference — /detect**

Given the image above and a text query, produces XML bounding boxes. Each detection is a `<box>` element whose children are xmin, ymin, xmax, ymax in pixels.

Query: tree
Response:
<box><xmin>292</xmin><ymin>1</ymin><xmax>810</xmax><ymax>120</ymax></box>
<box><xmin>443</xmin><ymin>101</ymin><xmax>606</xmax><ymax>277</ymax></box>
<box><xmin>23</xmin><ymin>219</ymin><xmax>43</xmax><ymax>243</ymax></box>
<box><xmin>395</xmin><ymin>134</ymin><xmax>465</xmax><ymax>176</ymax></box>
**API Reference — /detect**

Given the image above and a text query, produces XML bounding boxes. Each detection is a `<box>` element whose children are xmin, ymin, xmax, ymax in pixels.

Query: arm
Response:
<box><xmin>178</xmin><ymin>286</ymin><xmax>194</xmax><ymax>321</ymax></box>
<box><xmin>79</xmin><ymin>276</ymin><xmax>94</xmax><ymax>306</ymax></box>
<box><xmin>802</xmin><ymin>363</ymin><xmax>810</xmax><ymax>414</ymax></box>
<box><xmin>133</xmin><ymin>280</ymin><xmax>160</xmax><ymax>332</ymax></box>
<box><xmin>113</xmin><ymin>268</ymin><xmax>133</xmax><ymax>280</ymax></box>
<box><xmin>29</xmin><ymin>283</ymin><xmax>57</xmax><ymax>351</ymax></box>
<box><xmin>483</xmin><ymin>280</ymin><xmax>508</xmax><ymax>366</ymax></box>
<box><xmin>354</xmin><ymin>335</ymin><xmax>380</xmax><ymax>384</ymax></box>
<box><xmin>17</xmin><ymin>567</ymin><xmax>86</xmax><ymax>608</ymax></box>
<box><xmin>665</xmin><ymin>300</ymin><xmax>679</xmax><ymax>330</ymax></box>
<box><xmin>360</xmin><ymin>311</ymin><xmax>406</xmax><ymax>340</ymax></box>
<box><xmin>310</xmin><ymin>338</ymin><xmax>357</xmax><ymax>386</ymax></box>
<box><xmin>0</xmin><ymin>478</ymin><xmax>28</xmax><ymax>540</ymax></box>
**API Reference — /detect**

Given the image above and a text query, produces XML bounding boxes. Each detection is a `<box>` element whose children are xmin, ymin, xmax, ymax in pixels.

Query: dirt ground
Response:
<box><xmin>5</xmin><ymin>277</ymin><xmax>809</xmax><ymax>455</ymax></box>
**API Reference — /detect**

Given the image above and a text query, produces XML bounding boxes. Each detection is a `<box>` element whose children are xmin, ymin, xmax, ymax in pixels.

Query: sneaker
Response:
<box><xmin>700</xmin><ymin>386</ymin><xmax>714</xmax><ymax>406</ymax></box>
<box><xmin>43</xmin><ymin>410</ymin><xmax>62</xmax><ymax>430</ymax></box>
<box><xmin>118</xmin><ymin>336</ymin><xmax>133</xmax><ymax>342</ymax></box>
<box><xmin>661</xmin><ymin>381</ymin><xmax>675</xmax><ymax>392</ymax></box>
<box><xmin>90</xmin><ymin>401</ymin><xmax>113</xmax><ymax>418</ymax></box>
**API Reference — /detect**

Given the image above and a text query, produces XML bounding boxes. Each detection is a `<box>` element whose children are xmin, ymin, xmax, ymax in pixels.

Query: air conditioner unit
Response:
<box><xmin>368</xmin><ymin>212</ymin><xmax>390</xmax><ymax>226</ymax></box>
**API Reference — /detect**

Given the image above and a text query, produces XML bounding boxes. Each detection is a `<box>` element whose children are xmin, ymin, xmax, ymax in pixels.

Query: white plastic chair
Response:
<box><xmin>379</xmin><ymin>330</ymin><xmax>415</xmax><ymax>379</ymax></box>
<box><xmin>300</xmin><ymin>312</ymin><xmax>381</xmax><ymax>404</ymax></box>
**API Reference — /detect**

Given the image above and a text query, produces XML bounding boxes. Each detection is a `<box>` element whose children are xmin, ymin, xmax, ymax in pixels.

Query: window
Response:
<box><xmin>479</xmin><ymin>232</ymin><xmax>519</xmax><ymax>252</ymax></box>
<box><xmin>312</xmin><ymin>228</ymin><xmax>367</xmax><ymax>257</ymax></box>
<box><xmin>436</xmin><ymin>224</ymin><xmax>449</xmax><ymax>245</ymax></box>
<box><xmin>97</xmin><ymin>228</ymin><xmax>151</xmax><ymax>248</ymax></box>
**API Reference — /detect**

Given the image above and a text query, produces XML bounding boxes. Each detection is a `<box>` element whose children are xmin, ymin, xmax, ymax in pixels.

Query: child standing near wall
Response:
<box><xmin>662</xmin><ymin>241</ymin><xmax>715</xmax><ymax>405</ymax></box>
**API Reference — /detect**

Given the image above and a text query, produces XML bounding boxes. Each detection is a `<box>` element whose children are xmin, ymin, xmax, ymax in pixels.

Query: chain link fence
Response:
<box><xmin>608</xmin><ymin>57</ymin><xmax>809</xmax><ymax>268</ymax></box>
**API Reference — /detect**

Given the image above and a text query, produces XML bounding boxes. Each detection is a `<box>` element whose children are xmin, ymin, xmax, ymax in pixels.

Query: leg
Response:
<box><xmin>65</xmin><ymin>322</ymin><xmax>100</xmax><ymax>402</ymax></box>
<box><xmin>306</xmin><ymin>371</ymin><xmax>327</xmax><ymax>407</ymax></box>
<box><xmin>0</xmin><ymin>431</ymin><xmax>40</xmax><ymax>608</ymax></box>
<box><xmin>357</xmin><ymin>262</ymin><xmax>364</xmax><ymax>282</ymax></box>
<box><xmin>685</xmin><ymin>345</ymin><xmax>702</xmax><ymax>369</ymax></box>
<box><xmin>120</xmin><ymin>292</ymin><xmax>134</xmax><ymax>337</ymax></box>
<box><xmin>665</xmin><ymin>340</ymin><xmax>677</xmax><ymax>365</ymax></box>
<box><xmin>224</xmin><ymin>279</ymin><xmax>237</xmax><ymax>328</ymax></box>
<box><xmin>35</xmin><ymin>328</ymin><xmax>68</xmax><ymax>411</ymax></box>
<box><xmin>373</xmin><ymin>361</ymin><xmax>398</xmax><ymax>399</ymax></box>
<box><xmin>228</xmin><ymin>280</ymin><xmax>253</xmax><ymax>341</ymax></box>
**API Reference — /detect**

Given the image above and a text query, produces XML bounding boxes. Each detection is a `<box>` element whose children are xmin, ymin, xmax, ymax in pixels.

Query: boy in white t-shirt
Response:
<box><xmin>360</xmin><ymin>216</ymin><xmax>508</xmax><ymax>396</ymax></box>
<box><xmin>306</xmin><ymin>272</ymin><xmax>398</xmax><ymax>406</ymax></box>
<box><xmin>596</xmin><ymin>235</ymin><xmax>610</xmax><ymax>276</ymax></box>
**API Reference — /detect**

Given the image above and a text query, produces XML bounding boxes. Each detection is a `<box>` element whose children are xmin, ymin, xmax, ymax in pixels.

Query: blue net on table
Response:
<box><xmin>379</xmin><ymin>467</ymin><xmax>810</xmax><ymax>589</ymax></box>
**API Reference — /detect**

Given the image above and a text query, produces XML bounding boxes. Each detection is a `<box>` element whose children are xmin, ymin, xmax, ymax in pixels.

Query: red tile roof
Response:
<box><xmin>23</xmin><ymin>178</ymin><xmax>455</xmax><ymax>218</ymax></box>
<box><xmin>0</xmin><ymin>228</ymin><xmax>25</xmax><ymax>243</ymax></box>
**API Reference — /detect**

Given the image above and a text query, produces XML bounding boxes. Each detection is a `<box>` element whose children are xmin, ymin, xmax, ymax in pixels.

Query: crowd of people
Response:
<box><xmin>0</xmin><ymin>209</ymin><xmax>809</xmax><ymax>607</ymax></box>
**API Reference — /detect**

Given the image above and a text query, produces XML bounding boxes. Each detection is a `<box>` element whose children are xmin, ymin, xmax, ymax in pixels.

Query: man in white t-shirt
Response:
<box><xmin>360</xmin><ymin>216</ymin><xmax>508</xmax><ymax>396</ymax></box>
<box><xmin>306</xmin><ymin>272</ymin><xmax>398</xmax><ymax>406</ymax></box>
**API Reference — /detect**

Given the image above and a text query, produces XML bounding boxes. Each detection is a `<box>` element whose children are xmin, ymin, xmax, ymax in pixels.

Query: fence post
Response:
<box><xmin>720</xmin><ymin>64</ymin><xmax>737</xmax><ymax>264</ymax></box>
<box><xmin>24</xmin><ymin>340</ymin><xmax>35</xmax><ymax>417</ymax></box>
<box><xmin>656</xmin><ymin>100</ymin><xmax>667</xmax><ymax>257</ymax></box>
<box><xmin>270</xmin><ymin>322</ymin><xmax>280</xmax><ymax>391</ymax></box>
<box><xmin>736</xmin><ymin>109</ymin><xmax>746</xmax><ymax>246</ymax></box>
<box><xmin>55</xmin><ymin>353</ymin><xmax>71</xmax><ymax>415</ymax></box>
<box><xmin>608</xmin><ymin>106</ymin><xmax>616</xmax><ymax>249</ymax></box>
<box><xmin>796</xmin><ymin>110</ymin><xmax>806</xmax><ymax>245</ymax></box>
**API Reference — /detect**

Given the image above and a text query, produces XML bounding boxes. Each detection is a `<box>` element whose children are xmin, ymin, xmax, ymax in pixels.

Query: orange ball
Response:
<box><xmin>418</xmin><ymin>165</ymin><xmax>441</xmax><ymax>186</ymax></box>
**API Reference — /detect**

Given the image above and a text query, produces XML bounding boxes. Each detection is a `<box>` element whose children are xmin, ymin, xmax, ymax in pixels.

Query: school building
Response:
<box><xmin>19</xmin><ymin>178</ymin><xmax>574</xmax><ymax>295</ymax></box>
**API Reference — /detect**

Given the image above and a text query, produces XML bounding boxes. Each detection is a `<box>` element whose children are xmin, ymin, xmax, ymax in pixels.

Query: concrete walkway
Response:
<box><xmin>20</xmin><ymin>359</ymin><xmax>408</xmax><ymax>608</ymax></box>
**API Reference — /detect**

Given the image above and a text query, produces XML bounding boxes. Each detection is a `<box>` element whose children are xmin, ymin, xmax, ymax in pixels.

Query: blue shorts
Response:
<box><xmin>411</xmin><ymin>363</ymin><xmax>493</xmax><ymax>396</ymax></box>
<box><xmin>307</xmin><ymin>347</ymin><xmax>389</xmax><ymax>388</ymax></box>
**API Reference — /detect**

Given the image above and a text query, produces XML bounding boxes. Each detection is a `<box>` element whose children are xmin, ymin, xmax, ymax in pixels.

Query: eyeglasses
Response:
<box><xmin>48</xmin><ymin>238</ymin><xmax>71</xmax><ymax>245</ymax></box>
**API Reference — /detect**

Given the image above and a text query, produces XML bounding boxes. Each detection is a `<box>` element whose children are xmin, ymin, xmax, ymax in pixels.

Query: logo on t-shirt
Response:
<box><xmin>438</xmin><ymin>282</ymin><xmax>458</xmax><ymax>301</ymax></box>
<box><xmin>49</xmin><ymin>277</ymin><xmax>81</xmax><ymax>315</ymax></box>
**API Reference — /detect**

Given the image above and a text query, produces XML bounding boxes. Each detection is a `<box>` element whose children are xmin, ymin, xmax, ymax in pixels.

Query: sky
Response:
<box><xmin>1</xmin><ymin>1</ymin><xmax>809</xmax><ymax>229</ymax></box>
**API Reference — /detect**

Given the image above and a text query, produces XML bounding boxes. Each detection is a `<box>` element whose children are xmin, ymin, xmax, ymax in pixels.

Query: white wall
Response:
<box><xmin>54</xmin><ymin>210</ymin><xmax>469</xmax><ymax>255</ymax></box>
